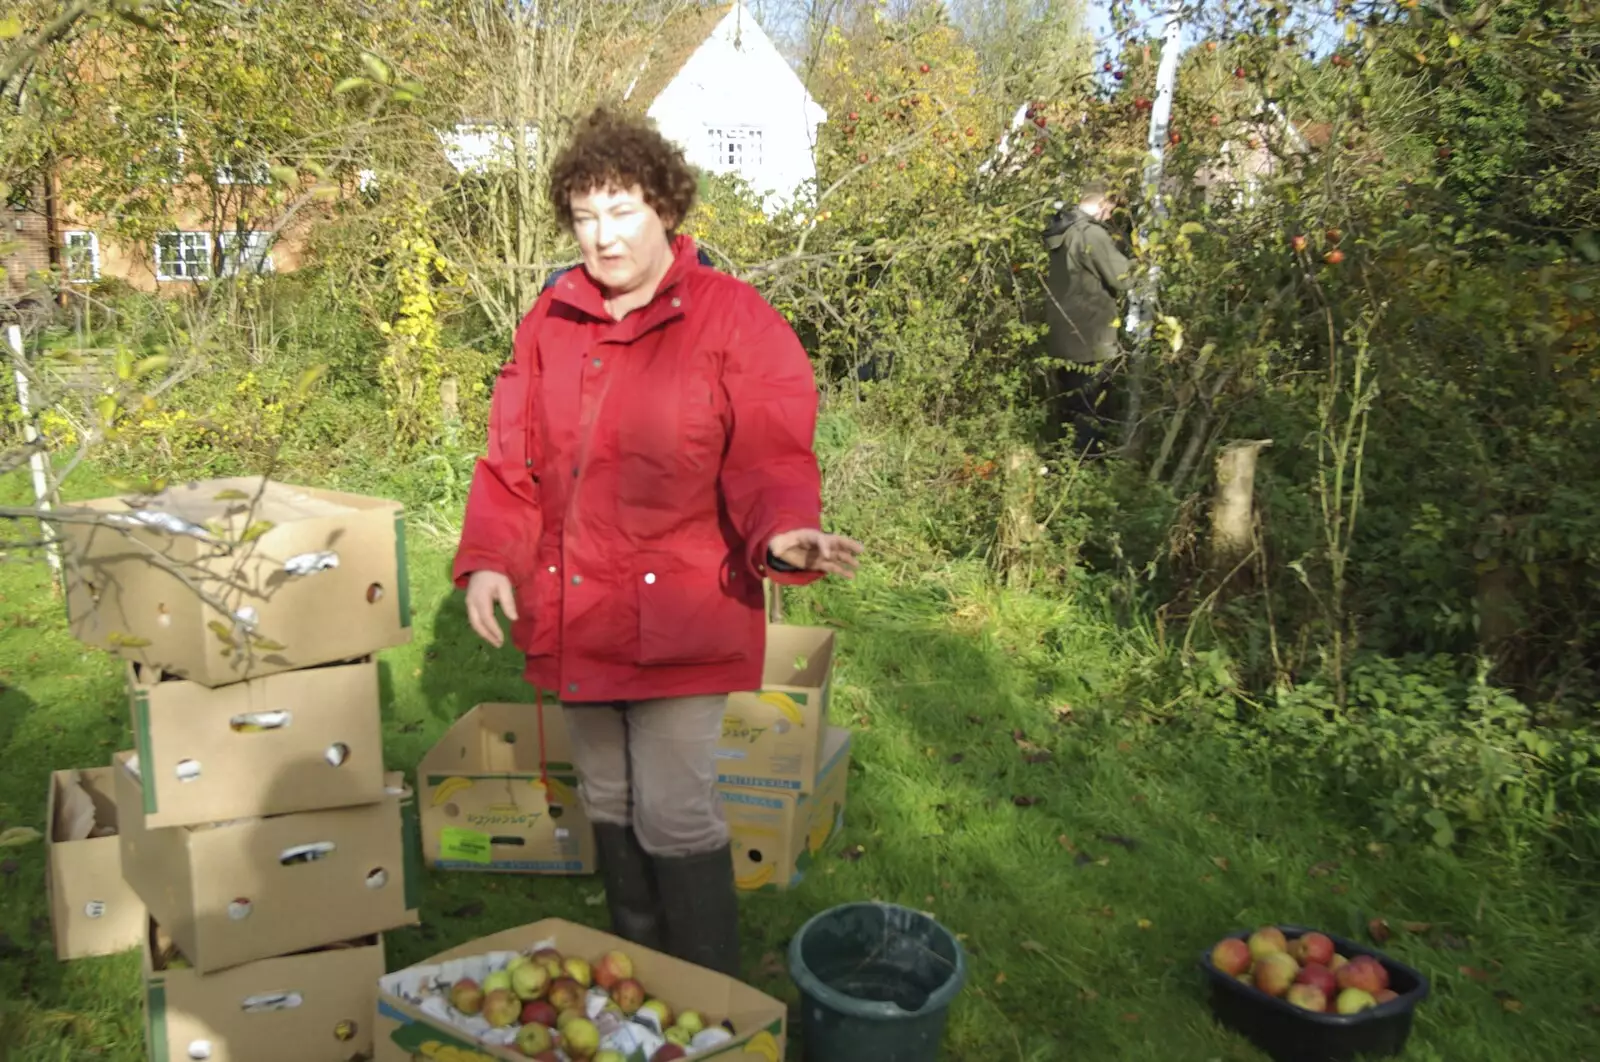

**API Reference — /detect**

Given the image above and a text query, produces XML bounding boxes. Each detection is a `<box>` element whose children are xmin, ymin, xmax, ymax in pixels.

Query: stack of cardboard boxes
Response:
<box><xmin>57</xmin><ymin>477</ymin><xmax>424</xmax><ymax>1062</ymax></box>
<box><xmin>715</xmin><ymin>624</ymin><xmax>853</xmax><ymax>893</ymax></box>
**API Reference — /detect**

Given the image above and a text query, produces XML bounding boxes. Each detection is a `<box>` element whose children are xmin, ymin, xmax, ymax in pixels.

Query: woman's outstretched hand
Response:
<box><xmin>465</xmin><ymin>570</ymin><xmax>518</xmax><ymax>648</ymax></box>
<box><xmin>768</xmin><ymin>529</ymin><xmax>865</xmax><ymax>578</ymax></box>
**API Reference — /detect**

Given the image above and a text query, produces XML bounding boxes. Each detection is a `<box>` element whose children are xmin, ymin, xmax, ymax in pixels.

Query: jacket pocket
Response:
<box><xmin>634</xmin><ymin>551</ymin><xmax>752</xmax><ymax>667</ymax></box>
<box><xmin>510</xmin><ymin>543</ymin><xmax>560</xmax><ymax>659</ymax></box>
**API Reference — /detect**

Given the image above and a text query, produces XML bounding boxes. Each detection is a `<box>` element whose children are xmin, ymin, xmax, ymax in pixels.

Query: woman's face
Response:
<box><xmin>570</xmin><ymin>184</ymin><xmax>674</xmax><ymax>296</ymax></box>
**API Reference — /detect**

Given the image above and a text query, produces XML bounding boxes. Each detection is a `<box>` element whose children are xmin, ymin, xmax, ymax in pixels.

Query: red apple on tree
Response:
<box><xmin>919</xmin><ymin>62</ymin><xmax>930</xmax><ymax>73</ymax></box>
<box><xmin>1325</xmin><ymin>249</ymin><xmax>1346</xmax><ymax>265</ymax></box>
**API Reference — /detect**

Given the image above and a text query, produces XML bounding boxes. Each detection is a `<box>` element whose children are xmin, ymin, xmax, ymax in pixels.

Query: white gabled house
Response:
<box><xmin>624</xmin><ymin>1</ymin><xmax>826</xmax><ymax>210</ymax></box>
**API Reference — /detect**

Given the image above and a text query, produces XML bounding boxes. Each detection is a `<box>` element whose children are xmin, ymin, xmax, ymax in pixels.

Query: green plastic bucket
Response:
<box><xmin>787</xmin><ymin>902</ymin><xmax>968</xmax><ymax>1062</ymax></box>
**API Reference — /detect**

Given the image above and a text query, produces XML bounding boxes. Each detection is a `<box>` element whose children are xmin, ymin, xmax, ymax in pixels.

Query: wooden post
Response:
<box><xmin>8</xmin><ymin>323</ymin><xmax>63</xmax><ymax>592</ymax></box>
<box><xmin>1209</xmin><ymin>439</ymin><xmax>1272</xmax><ymax>574</ymax></box>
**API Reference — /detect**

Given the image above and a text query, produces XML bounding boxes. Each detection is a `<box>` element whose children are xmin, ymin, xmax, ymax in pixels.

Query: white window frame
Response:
<box><xmin>216</xmin><ymin>160</ymin><xmax>271</xmax><ymax>186</ymax></box>
<box><xmin>152</xmin><ymin>116</ymin><xmax>186</xmax><ymax>184</ymax></box>
<box><xmin>63</xmin><ymin>230</ymin><xmax>101</xmax><ymax>283</ymax></box>
<box><xmin>154</xmin><ymin>231</ymin><xmax>211</xmax><ymax>281</ymax></box>
<box><xmin>704</xmin><ymin>125</ymin><xmax>763</xmax><ymax>174</ymax></box>
<box><xmin>218</xmin><ymin>230</ymin><xmax>274</xmax><ymax>276</ymax></box>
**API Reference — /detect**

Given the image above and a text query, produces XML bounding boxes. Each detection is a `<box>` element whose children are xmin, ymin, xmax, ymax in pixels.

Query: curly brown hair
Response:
<box><xmin>548</xmin><ymin>106</ymin><xmax>699</xmax><ymax>231</ymax></box>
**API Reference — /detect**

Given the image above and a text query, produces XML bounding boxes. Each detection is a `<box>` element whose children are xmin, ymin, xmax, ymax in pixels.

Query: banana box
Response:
<box><xmin>127</xmin><ymin>657</ymin><xmax>386</xmax><ymax>829</ymax></box>
<box><xmin>417</xmin><ymin>702</ymin><xmax>595</xmax><ymax>874</ymax></box>
<box><xmin>719</xmin><ymin>727</ymin><xmax>851</xmax><ymax>893</ymax></box>
<box><xmin>114</xmin><ymin>752</ymin><xmax>421</xmax><ymax>975</ymax></box>
<box><xmin>143</xmin><ymin>915</ymin><xmax>385</xmax><ymax>1062</ymax></box>
<box><xmin>373</xmin><ymin>918</ymin><xmax>786</xmax><ymax>1062</ymax></box>
<box><xmin>47</xmin><ymin>766</ymin><xmax>147</xmax><ymax>960</ymax></box>
<box><xmin>716</xmin><ymin>625</ymin><xmax>835</xmax><ymax>795</ymax></box>
<box><xmin>62</xmin><ymin>476</ymin><xmax>412</xmax><ymax>687</ymax></box>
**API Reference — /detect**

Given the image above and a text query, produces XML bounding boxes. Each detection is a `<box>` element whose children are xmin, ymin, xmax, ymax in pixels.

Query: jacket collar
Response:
<box><xmin>547</xmin><ymin>234</ymin><xmax>701</xmax><ymax>331</ymax></box>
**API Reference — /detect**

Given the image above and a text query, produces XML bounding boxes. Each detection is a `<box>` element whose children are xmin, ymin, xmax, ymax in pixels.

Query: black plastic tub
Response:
<box><xmin>1198</xmin><ymin>925</ymin><xmax>1431</xmax><ymax>1062</ymax></box>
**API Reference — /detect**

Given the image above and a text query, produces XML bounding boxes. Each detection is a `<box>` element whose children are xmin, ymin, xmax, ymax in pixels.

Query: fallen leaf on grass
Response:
<box><xmin>446</xmin><ymin>901</ymin><xmax>486</xmax><ymax>919</ymax></box>
<box><xmin>1434</xmin><ymin>931</ymin><xmax>1468</xmax><ymax>950</ymax></box>
<box><xmin>583</xmin><ymin>890</ymin><xmax>605</xmax><ymax>907</ymax></box>
<box><xmin>1020</xmin><ymin>940</ymin><xmax>1047</xmax><ymax>953</ymax></box>
<box><xmin>1307</xmin><ymin>860</ymin><xmax>1341</xmax><ymax>878</ymax></box>
<box><xmin>1331</xmin><ymin>884</ymin><xmax>1350</xmax><ymax>895</ymax></box>
<box><xmin>0</xmin><ymin>827</ymin><xmax>41</xmax><ymax>848</ymax></box>
<box><xmin>760</xmin><ymin>952</ymin><xmax>786</xmax><ymax>977</ymax></box>
<box><xmin>1099</xmin><ymin>833</ymin><xmax>1140</xmax><ymax>850</ymax></box>
<box><xmin>1012</xmin><ymin>795</ymin><xmax>1042</xmax><ymax>807</ymax></box>
<box><xmin>1211</xmin><ymin>856</ymin><xmax>1231</xmax><ymax>872</ymax></box>
<box><xmin>1116</xmin><ymin>740</ymin><xmax>1133</xmax><ymax>753</ymax></box>
<box><xmin>1460</xmin><ymin>966</ymin><xmax>1492</xmax><ymax>983</ymax></box>
<box><xmin>1199</xmin><ymin>874</ymin><xmax>1214</xmax><ymax>884</ymax></box>
<box><xmin>1079</xmin><ymin>988</ymin><xmax>1099</xmax><ymax>1002</ymax></box>
<box><xmin>1495</xmin><ymin>990</ymin><xmax>1523</xmax><ymax>1013</ymax></box>
<box><xmin>1137</xmin><ymin>919</ymin><xmax>1153</xmax><ymax>930</ymax></box>
<box><xmin>1052</xmin><ymin>705</ymin><xmax>1075</xmax><ymax>724</ymax></box>
<box><xmin>1120</xmin><ymin>1012</ymin><xmax>1141</xmax><ymax>1023</ymax></box>
<box><xmin>1058</xmin><ymin>834</ymin><xmax>1076</xmax><ymax>851</ymax></box>
<box><xmin>994</xmin><ymin>972</ymin><xmax>1007</xmax><ymax>985</ymax></box>
<box><xmin>966</xmin><ymin>715</ymin><xmax>983</xmax><ymax>726</ymax></box>
<box><xmin>947</xmin><ymin>753</ymin><xmax>965</xmax><ymax>764</ymax></box>
<box><xmin>1403</xmin><ymin>921</ymin><xmax>1433</xmax><ymax>934</ymax></box>
<box><xmin>841</xmin><ymin>844</ymin><xmax>866</xmax><ymax>862</ymax></box>
<box><xmin>1011</xmin><ymin>729</ymin><xmax>1053</xmax><ymax>762</ymax></box>
<box><xmin>1206</xmin><ymin>812</ymin><xmax>1220</xmax><ymax>823</ymax></box>
<box><xmin>1368</xmin><ymin>918</ymin><xmax>1392</xmax><ymax>943</ymax></box>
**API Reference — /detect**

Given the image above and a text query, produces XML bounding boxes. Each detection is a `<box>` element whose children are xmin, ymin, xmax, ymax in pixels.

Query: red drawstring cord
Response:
<box><xmin>535</xmin><ymin>686</ymin><xmax>550</xmax><ymax>795</ymax></box>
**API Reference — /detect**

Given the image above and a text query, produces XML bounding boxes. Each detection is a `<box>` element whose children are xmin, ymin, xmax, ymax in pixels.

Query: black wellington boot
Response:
<box><xmin>654</xmin><ymin>844</ymin><xmax>742</xmax><ymax>978</ymax></box>
<box><xmin>592</xmin><ymin>822</ymin><xmax>665</xmax><ymax>950</ymax></box>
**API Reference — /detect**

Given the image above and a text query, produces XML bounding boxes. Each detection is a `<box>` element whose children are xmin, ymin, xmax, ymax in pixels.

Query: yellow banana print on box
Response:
<box><xmin>746</xmin><ymin>1030</ymin><xmax>782</xmax><ymax>1062</ymax></box>
<box><xmin>757</xmin><ymin>691</ymin><xmax>805</xmax><ymax>725</ymax></box>
<box><xmin>430</xmin><ymin>777</ymin><xmax>474</xmax><ymax>806</ymax></box>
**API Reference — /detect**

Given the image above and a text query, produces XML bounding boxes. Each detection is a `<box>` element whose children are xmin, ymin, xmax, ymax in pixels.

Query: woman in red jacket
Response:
<box><xmin>452</xmin><ymin>106</ymin><xmax>863</xmax><ymax>977</ymax></box>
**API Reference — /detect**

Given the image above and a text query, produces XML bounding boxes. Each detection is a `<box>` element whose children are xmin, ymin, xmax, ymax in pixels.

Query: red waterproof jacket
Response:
<box><xmin>452</xmin><ymin>235</ymin><xmax>824</xmax><ymax>702</ymax></box>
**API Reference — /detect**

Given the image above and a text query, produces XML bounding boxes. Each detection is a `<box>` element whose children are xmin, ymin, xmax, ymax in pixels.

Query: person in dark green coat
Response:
<box><xmin>1042</xmin><ymin>181</ymin><xmax>1134</xmax><ymax>453</ymax></box>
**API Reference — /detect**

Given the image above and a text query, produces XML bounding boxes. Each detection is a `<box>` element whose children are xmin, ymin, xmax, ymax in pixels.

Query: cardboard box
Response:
<box><xmin>127</xmin><ymin>657</ymin><xmax>386</xmax><ymax>828</ymax></box>
<box><xmin>715</xmin><ymin>625</ymin><xmax>835</xmax><ymax>794</ymax></box>
<box><xmin>373</xmin><ymin>918</ymin><xmax>787</xmax><ymax>1062</ymax></box>
<box><xmin>720</xmin><ymin>727</ymin><xmax>851</xmax><ymax>893</ymax></box>
<box><xmin>418</xmin><ymin>703</ymin><xmax>595</xmax><ymax>874</ymax></box>
<box><xmin>46</xmin><ymin>766</ymin><xmax>147</xmax><ymax>959</ymax></box>
<box><xmin>115</xmin><ymin>751</ymin><xmax>422</xmax><ymax>974</ymax></box>
<box><xmin>62</xmin><ymin>476</ymin><xmax>412</xmax><ymax>686</ymax></box>
<box><xmin>144</xmin><ymin>917</ymin><xmax>385</xmax><ymax>1062</ymax></box>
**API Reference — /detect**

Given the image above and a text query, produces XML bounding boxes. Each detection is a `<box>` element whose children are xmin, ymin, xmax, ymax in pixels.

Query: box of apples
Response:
<box><xmin>1200</xmin><ymin>924</ymin><xmax>1432</xmax><ymax>1062</ymax></box>
<box><xmin>375</xmin><ymin>918</ymin><xmax>786</xmax><ymax>1062</ymax></box>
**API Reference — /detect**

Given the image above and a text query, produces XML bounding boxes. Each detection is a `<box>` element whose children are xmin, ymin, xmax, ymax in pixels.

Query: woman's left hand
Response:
<box><xmin>768</xmin><ymin>529</ymin><xmax>865</xmax><ymax>578</ymax></box>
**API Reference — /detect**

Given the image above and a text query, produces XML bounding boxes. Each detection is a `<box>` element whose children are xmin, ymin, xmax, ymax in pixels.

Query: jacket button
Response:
<box><xmin>644</xmin><ymin>573</ymin><xmax>656</xmax><ymax>584</ymax></box>
<box><xmin>547</xmin><ymin>565</ymin><xmax>557</xmax><ymax>574</ymax></box>
<box><xmin>671</xmin><ymin>297</ymin><xmax>681</xmax><ymax>308</ymax></box>
<box><xmin>592</xmin><ymin>358</ymin><xmax>602</xmax><ymax>368</ymax></box>
<box><xmin>571</xmin><ymin>575</ymin><xmax>583</xmax><ymax>585</ymax></box>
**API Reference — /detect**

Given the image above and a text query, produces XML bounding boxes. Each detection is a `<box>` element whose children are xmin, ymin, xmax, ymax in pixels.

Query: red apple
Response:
<box><xmin>651</xmin><ymin>1048</ymin><xmax>687</xmax><ymax>1062</ymax></box>
<box><xmin>1329</xmin><ymin>953</ymin><xmax>1350</xmax><ymax>972</ymax></box>
<box><xmin>1324</xmin><ymin>227</ymin><xmax>1342</xmax><ymax>244</ymax></box>
<box><xmin>1295</xmin><ymin>963</ymin><xmax>1338</xmax><ymax>998</ymax></box>
<box><xmin>1209</xmin><ymin>113</ymin><xmax>1221</xmax><ymax>125</ymax></box>
<box><xmin>593</xmin><ymin>950</ymin><xmax>634</xmax><ymax>992</ymax></box>
<box><xmin>521</xmin><ymin>1000</ymin><xmax>559</xmax><ymax>1027</ymax></box>
<box><xmin>857</xmin><ymin>152</ymin><xmax>869</xmax><ymax>163</ymax></box>
<box><xmin>1336</xmin><ymin>987</ymin><xmax>1377</xmax><ymax>1014</ymax></box>
<box><xmin>1291</xmin><ymin>234</ymin><xmax>1309</xmax><ymax>253</ymax></box>
<box><xmin>612</xmin><ymin>978</ymin><xmax>646</xmax><ymax>1015</ymax></box>
<box><xmin>450</xmin><ymin>978</ymin><xmax>484</xmax><ymax>1016</ymax></box>
<box><xmin>1324</xmin><ymin>249</ymin><xmax>1346</xmax><ymax>265</ymax></box>
<box><xmin>1375</xmin><ymin>988</ymin><xmax>1399</xmax><ymax>1004</ymax></box>
<box><xmin>1248</xmin><ymin>926</ymin><xmax>1288</xmax><ymax>961</ymax></box>
<box><xmin>1211</xmin><ymin>938</ymin><xmax>1252</xmax><ymax>976</ymax></box>
<box><xmin>1034</xmin><ymin>116</ymin><xmax>1047</xmax><ymax>128</ymax></box>
<box><xmin>1297</xmin><ymin>932</ymin><xmax>1336</xmax><ymax>966</ymax></box>
<box><xmin>1253</xmin><ymin>952</ymin><xmax>1299</xmax><ymax>998</ymax></box>
<box><xmin>919</xmin><ymin>63</ymin><xmax>930</xmax><ymax>73</ymax></box>
<box><xmin>482</xmin><ymin>988</ymin><xmax>520</xmax><ymax>1028</ymax></box>
<box><xmin>532</xmin><ymin>948</ymin><xmax>564</xmax><ymax>981</ymax></box>
<box><xmin>1113</xmin><ymin>70</ymin><xmax>1125</xmax><ymax>80</ymax></box>
<box><xmin>546</xmin><ymin>977</ymin><xmax>584</xmax><ymax>1012</ymax></box>
<box><xmin>1103</xmin><ymin>62</ymin><xmax>1113</xmax><ymax>72</ymax></box>
<box><xmin>1234</xmin><ymin>66</ymin><xmax>1246</xmax><ymax>78</ymax></box>
<box><xmin>1286</xmin><ymin>984</ymin><xmax>1326</xmax><ymax>1012</ymax></box>
<box><xmin>1168</xmin><ymin>131</ymin><xmax>1182</xmax><ymax>145</ymax></box>
<box><xmin>848</xmin><ymin>112</ymin><xmax>859</xmax><ymax>122</ymax></box>
<box><xmin>1337</xmin><ymin>956</ymin><xmax>1386</xmax><ymax>994</ymax></box>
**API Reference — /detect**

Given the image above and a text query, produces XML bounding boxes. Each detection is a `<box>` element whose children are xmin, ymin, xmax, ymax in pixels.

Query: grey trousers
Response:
<box><xmin>563</xmin><ymin>695</ymin><xmax>730</xmax><ymax>858</ymax></box>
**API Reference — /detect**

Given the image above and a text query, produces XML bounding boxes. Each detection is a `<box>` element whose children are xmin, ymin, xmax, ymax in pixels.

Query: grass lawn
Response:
<box><xmin>2</xmin><ymin>471</ymin><xmax>1599</xmax><ymax>1061</ymax></box>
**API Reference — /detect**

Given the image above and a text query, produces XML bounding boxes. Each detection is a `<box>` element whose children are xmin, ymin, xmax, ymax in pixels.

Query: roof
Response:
<box><xmin>623</xmin><ymin>1</ymin><xmax>736</xmax><ymax>109</ymax></box>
